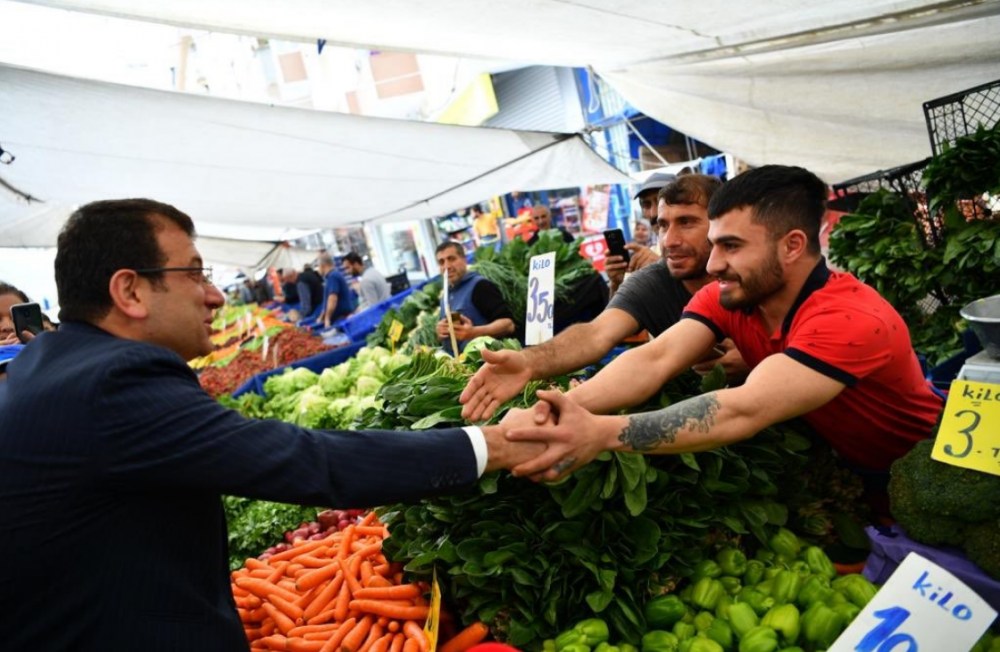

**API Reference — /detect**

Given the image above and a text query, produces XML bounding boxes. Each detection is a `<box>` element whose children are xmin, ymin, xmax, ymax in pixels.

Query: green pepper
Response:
<box><xmin>770</xmin><ymin>571</ymin><xmax>803</xmax><ymax>606</ymax></box>
<box><xmin>755</xmin><ymin>580</ymin><xmax>774</xmax><ymax>596</ymax></box>
<box><xmin>562</xmin><ymin>645</ymin><xmax>591</xmax><ymax>652</ymax></box>
<box><xmin>768</xmin><ymin>529</ymin><xmax>802</xmax><ymax>560</ymax></box>
<box><xmin>761</xmin><ymin>605</ymin><xmax>800</xmax><ymax>646</ymax></box>
<box><xmin>738</xmin><ymin>626</ymin><xmax>779</xmax><ymax>652</ymax></box>
<box><xmin>688</xmin><ymin>640</ymin><xmax>724</xmax><ymax>652</ymax></box>
<box><xmin>646</xmin><ymin>595</ymin><xmax>689</xmax><ymax>629</ymax></box>
<box><xmin>715</xmin><ymin>594</ymin><xmax>733</xmax><ymax>620</ymax></box>
<box><xmin>574</xmin><ymin>619</ymin><xmax>610</xmax><ymax>647</ymax></box>
<box><xmin>621</xmin><ymin>644</ymin><xmax>639</xmax><ymax>652</ymax></box>
<box><xmin>679</xmin><ymin>585</ymin><xmax>694</xmax><ymax>603</ymax></box>
<box><xmin>736</xmin><ymin>588</ymin><xmax>775</xmax><ymax>617</ymax></box>
<box><xmin>673</xmin><ymin>621</ymin><xmax>696</xmax><ymax>642</ymax></box>
<box><xmin>832</xmin><ymin>574</ymin><xmax>878</xmax><ymax>608</ymax></box>
<box><xmin>694</xmin><ymin>611</ymin><xmax>715</xmax><ymax>632</ymax></box>
<box><xmin>796</xmin><ymin>576</ymin><xmax>833</xmax><ymax>610</ymax></box>
<box><xmin>763</xmin><ymin>567</ymin><xmax>782</xmax><ymax>581</ymax></box>
<box><xmin>754</xmin><ymin>549</ymin><xmax>775</xmax><ymax>564</ymax></box>
<box><xmin>641</xmin><ymin>631</ymin><xmax>679</xmax><ymax>652</ymax></box>
<box><xmin>692</xmin><ymin>578</ymin><xmax>726</xmax><ymax>611</ymax></box>
<box><xmin>692</xmin><ymin>560</ymin><xmax>724</xmax><ymax>582</ymax></box>
<box><xmin>726</xmin><ymin>602</ymin><xmax>759</xmax><ymax>638</ymax></box>
<box><xmin>743</xmin><ymin>560</ymin><xmax>766</xmax><ymax>587</ymax></box>
<box><xmin>556</xmin><ymin>630</ymin><xmax>585</xmax><ymax>650</ymax></box>
<box><xmin>801</xmin><ymin>602</ymin><xmax>845</xmax><ymax>649</ymax></box>
<box><xmin>706</xmin><ymin>618</ymin><xmax>734</xmax><ymax>652</ymax></box>
<box><xmin>544</xmin><ymin>641</ymin><xmax>557</xmax><ymax>652</ymax></box>
<box><xmin>678</xmin><ymin>641</ymin><xmax>694</xmax><ymax>652</ymax></box>
<box><xmin>830</xmin><ymin>601</ymin><xmax>861</xmax><ymax>624</ymax></box>
<box><xmin>777</xmin><ymin>648</ymin><xmax>806</xmax><ymax>652</ymax></box>
<box><xmin>804</xmin><ymin>547</ymin><xmax>837</xmax><ymax>580</ymax></box>
<box><xmin>716</xmin><ymin>549</ymin><xmax>748</xmax><ymax>577</ymax></box>
<box><xmin>719</xmin><ymin>577</ymin><xmax>742</xmax><ymax>596</ymax></box>
<box><xmin>594</xmin><ymin>643</ymin><xmax>619</xmax><ymax>652</ymax></box>
<box><xmin>789</xmin><ymin>561</ymin><xmax>812</xmax><ymax>579</ymax></box>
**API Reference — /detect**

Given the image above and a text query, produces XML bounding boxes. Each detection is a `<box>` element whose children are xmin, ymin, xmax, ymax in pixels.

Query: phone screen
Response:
<box><xmin>11</xmin><ymin>302</ymin><xmax>43</xmax><ymax>344</ymax></box>
<box><xmin>603</xmin><ymin>229</ymin><xmax>630</xmax><ymax>264</ymax></box>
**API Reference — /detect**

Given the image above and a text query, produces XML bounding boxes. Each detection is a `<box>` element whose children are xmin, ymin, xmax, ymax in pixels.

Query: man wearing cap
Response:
<box><xmin>461</xmin><ymin>174</ymin><xmax>748</xmax><ymax>421</ymax></box>
<box><xmin>526</xmin><ymin>205</ymin><xmax>575</xmax><ymax>245</ymax></box>
<box><xmin>606</xmin><ymin>172</ymin><xmax>674</xmax><ymax>296</ymax></box>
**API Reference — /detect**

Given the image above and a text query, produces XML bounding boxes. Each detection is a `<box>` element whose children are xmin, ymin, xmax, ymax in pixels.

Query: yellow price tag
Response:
<box><xmin>424</xmin><ymin>569</ymin><xmax>442</xmax><ymax>652</ymax></box>
<box><xmin>932</xmin><ymin>380</ymin><xmax>1000</xmax><ymax>477</ymax></box>
<box><xmin>389</xmin><ymin>320</ymin><xmax>404</xmax><ymax>343</ymax></box>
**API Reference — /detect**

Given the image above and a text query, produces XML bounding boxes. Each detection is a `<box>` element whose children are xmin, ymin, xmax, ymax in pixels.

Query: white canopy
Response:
<box><xmin>14</xmin><ymin>0</ymin><xmax>1000</xmax><ymax>182</ymax></box>
<box><xmin>0</xmin><ymin>63</ymin><xmax>629</xmax><ymax>247</ymax></box>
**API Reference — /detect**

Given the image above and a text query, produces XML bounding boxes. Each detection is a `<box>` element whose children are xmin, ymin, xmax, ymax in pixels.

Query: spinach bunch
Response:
<box><xmin>223</xmin><ymin>496</ymin><xmax>321</xmax><ymax>571</ymax></box>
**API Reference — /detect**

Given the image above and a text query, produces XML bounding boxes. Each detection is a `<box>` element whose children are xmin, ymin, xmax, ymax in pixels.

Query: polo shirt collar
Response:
<box><xmin>780</xmin><ymin>257</ymin><xmax>831</xmax><ymax>336</ymax></box>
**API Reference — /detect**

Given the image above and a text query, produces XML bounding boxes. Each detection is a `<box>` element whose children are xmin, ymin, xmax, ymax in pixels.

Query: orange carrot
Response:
<box><xmin>261</xmin><ymin>618</ymin><xmax>277</xmax><ymax>637</ymax></box>
<box><xmin>340</xmin><ymin>558</ymin><xmax>365</xmax><ymax>596</ymax></box>
<box><xmin>377</xmin><ymin>616</ymin><xmax>390</xmax><ymax>628</ymax></box>
<box><xmin>438</xmin><ymin>622</ymin><xmax>490</xmax><ymax>652</ymax></box>
<box><xmin>355</xmin><ymin>526</ymin><xmax>387</xmax><ymax>537</ymax></box>
<box><xmin>251</xmin><ymin>569</ymin><xmax>273</xmax><ymax>579</ymax></box>
<box><xmin>332</xmin><ymin>577</ymin><xmax>352</xmax><ymax>622</ymax></box>
<box><xmin>404</xmin><ymin>621</ymin><xmax>429</xmax><ymax>652</ymax></box>
<box><xmin>304</xmin><ymin>573</ymin><xmax>344</xmax><ymax>621</ymax></box>
<box><xmin>373</xmin><ymin>564</ymin><xmax>392</xmax><ymax>576</ymax></box>
<box><xmin>270</xmin><ymin>592</ymin><xmax>306</xmax><ymax>623</ymax></box>
<box><xmin>264</xmin><ymin>602</ymin><xmax>298</xmax><ymax>636</ymax></box>
<box><xmin>309</xmin><ymin>606</ymin><xmax>339</xmax><ymax>626</ymax></box>
<box><xmin>287</xmin><ymin>638</ymin><xmax>327</xmax><ymax>652</ymax></box>
<box><xmin>358</xmin><ymin>623</ymin><xmax>385</xmax><ymax>652</ymax></box>
<box><xmin>298</xmin><ymin>561</ymin><xmax>344</xmax><ymax>591</ymax></box>
<box><xmin>388</xmin><ymin>622</ymin><xmax>401</xmax><ymax>634</ymax></box>
<box><xmin>318</xmin><ymin>616</ymin><xmax>357</xmax><ymax>652</ymax></box>
<box><xmin>236</xmin><ymin>577</ymin><xmax>300</xmax><ymax>604</ymax></box>
<box><xmin>338</xmin><ymin>525</ymin><xmax>356</xmax><ymax>560</ymax></box>
<box><xmin>289</xmin><ymin>623</ymin><xmax>339</xmax><ymax>637</ymax></box>
<box><xmin>402</xmin><ymin>639</ymin><xmax>421</xmax><ymax>652</ymax></box>
<box><xmin>353</xmin><ymin>585</ymin><xmax>422</xmax><ymax>601</ymax></box>
<box><xmin>266</xmin><ymin>561</ymin><xmax>290</xmax><ymax>583</ymax></box>
<box><xmin>297</xmin><ymin>555</ymin><xmax>333</xmax><ymax>569</ymax></box>
<box><xmin>352</xmin><ymin>542</ymin><xmax>383</xmax><ymax>559</ymax></box>
<box><xmin>352</xmin><ymin>601</ymin><xmax>429</xmax><ymax>620</ymax></box>
<box><xmin>259</xmin><ymin>634</ymin><xmax>288</xmax><ymax>650</ymax></box>
<box><xmin>393</xmin><ymin>573</ymin><xmax>404</xmax><ymax>585</ymax></box>
<box><xmin>304</xmin><ymin>630</ymin><xmax>338</xmax><ymax>641</ymax></box>
<box><xmin>339</xmin><ymin>615</ymin><xmax>374</xmax><ymax>652</ymax></box>
<box><xmin>296</xmin><ymin>584</ymin><xmax>323</xmax><ymax>609</ymax></box>
<box><xmin>360</xmin><ymin>560</ymin><xmax>375</xmax><ymax>586</ymax></box>
<box><xmin>270</xmin><ymin>537</ymin><xmax>334</xmax><ymax>563</ymax></box>
<box><xmin>366</xmin><ymin>575</ymin><xmax>394</xmax><ymax>589</ymax></box>
<box><xmin>369</xmin><ymin>633</ymin><xmax>395</xmax><ymax>652</ymax></box>
<box><xmin>390</xmin><ymin>632</ymin><xmax>405</xmax><ymax>652</ymax></box>
<box><xmin>246</xmin><ymin>558</ymin><xmax>271</xmax><ymax>571</ymax></box>
<box><xmin>359</xmin><ymin>512</ymin><xmax>379</xmax><ymax>527</ymax></box>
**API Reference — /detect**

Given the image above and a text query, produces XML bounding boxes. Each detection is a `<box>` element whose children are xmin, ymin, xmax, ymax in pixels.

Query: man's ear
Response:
<box><xmin>108</xmin><ymin>270</ymin><xmax>150</xmax><ymax>320</ymax></box>
<box><xmin>782</xmin><ymin>229</ymin><xmax>809</xmax><ymax>264</ymax></box>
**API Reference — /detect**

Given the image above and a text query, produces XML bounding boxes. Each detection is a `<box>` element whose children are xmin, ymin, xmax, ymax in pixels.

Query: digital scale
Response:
<box><xmin>956</xmin><ymin>350</ymin><xmax>1000</xmax><ymax>386</ymax></box>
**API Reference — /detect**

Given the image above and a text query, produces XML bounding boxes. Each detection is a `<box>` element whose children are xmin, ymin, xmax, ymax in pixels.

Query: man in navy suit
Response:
<box><xmin>0</xmin><ymin>199</ymin><xmax>543</xmax><ymax>651</ymax></box>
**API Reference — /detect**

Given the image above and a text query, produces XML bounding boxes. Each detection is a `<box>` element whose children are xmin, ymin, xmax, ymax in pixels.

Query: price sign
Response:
<box><xmin>388</xmin><ymin>319</ymin><xmax>404</xmax><ymax>355</ymax></box>
<box><xmin>255</xmin><ymin>316</ymin><xmax>266</xmax><ymax>336</ymax></box>
<box><xmin>932</xmin><ymin>380</ymin><xmax>1000</xmax><ymax>477</ymax></box>
<box><xmin>525</xmin><ymin>252</ymin><xmax>555</xmax><ymax>345</ymax></box>
<box><xmin>261</xmin><ymin>335</ymin><xmax>269</xmax><ymax>361</ymax></box>
<box><xmin>442</xmin><ymin>280</ymin><xmax>459</xmax><ymax>356</ymax></box>
<box><xmin>828</xmin><ymin>553</ymin><xmax>995</xmax><ymax>652</ymax></box>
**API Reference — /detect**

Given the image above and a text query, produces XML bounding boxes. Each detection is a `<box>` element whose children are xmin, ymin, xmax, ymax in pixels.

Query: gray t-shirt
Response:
<box><xmin>607</xmin><ymin>261</ymin><xmax>692</xmax><ymax>337</ymax></box>
<box><xmin>359</xmin><ymin>267</ymin><xmax>392</xmax><ymax>307</ymax></box>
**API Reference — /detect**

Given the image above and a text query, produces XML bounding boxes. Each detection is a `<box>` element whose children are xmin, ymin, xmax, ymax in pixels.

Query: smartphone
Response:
<box><xmin>603</xmin><ymin>229</ymin><xmax>630</xmax><ymax>264</ymax></box>
<box><xmin>449</xmin><ymin>310</ymin><xmax>463</xmax><ymax>323</ymax></box>
<box><xmin>11</xmin><ymin>302</ymin><xmax>43</xmax><ymax>344</ymax></box>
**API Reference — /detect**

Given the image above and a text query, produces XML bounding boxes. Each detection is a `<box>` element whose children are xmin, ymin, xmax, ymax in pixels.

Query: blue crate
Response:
<box><xmin>231</xmin><ymin>341</ymin><xmax>366</xmax><ymax>398</ymax></box>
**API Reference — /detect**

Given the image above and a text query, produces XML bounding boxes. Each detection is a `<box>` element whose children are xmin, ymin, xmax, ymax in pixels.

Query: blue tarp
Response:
<box><xmin>231</xmin><ymin>341</ymin><xmax>366</xmax><ymax>398</ymax></box>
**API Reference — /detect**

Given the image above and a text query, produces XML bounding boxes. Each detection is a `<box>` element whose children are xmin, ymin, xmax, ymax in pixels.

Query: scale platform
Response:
<box><xmin>957</xmin><ymin>350</ymin><xmax>1000</xmax><ymax>385</ymax></box>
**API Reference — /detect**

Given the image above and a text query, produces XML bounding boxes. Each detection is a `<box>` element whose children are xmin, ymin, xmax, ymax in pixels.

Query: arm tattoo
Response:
<box><xmin>552</xmin><ymin>457</ymin><xmax>577</xmax><ymax>474</ymax></box>
<box><xmin>618</xmin><ymin>392</ymin><xmax>721</xmax><ymax>452</ymax></box>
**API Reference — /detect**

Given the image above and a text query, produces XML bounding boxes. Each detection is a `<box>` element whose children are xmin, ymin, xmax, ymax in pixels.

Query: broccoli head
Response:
<box><xmin>965</xmin><ymin>519</ymin><xmax>1000</xmax><ymax>580</ymax></box>
<box><xmin>889</xmin><ymin>440</ymin><xmax>1000</xmax><ymax>523</ymax></box>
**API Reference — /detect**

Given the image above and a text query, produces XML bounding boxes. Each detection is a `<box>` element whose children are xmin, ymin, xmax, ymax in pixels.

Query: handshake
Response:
<box><xmin>482</xmin><ymin>389</ymin><xmax>619</xmax><ymax>482</ymax></box>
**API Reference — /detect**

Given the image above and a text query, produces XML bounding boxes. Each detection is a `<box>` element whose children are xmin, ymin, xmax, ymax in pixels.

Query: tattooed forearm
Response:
<box><xmin>618</xmin><ymin>392</ymin><xmax>721</xmax><ymax>452</ymax></box>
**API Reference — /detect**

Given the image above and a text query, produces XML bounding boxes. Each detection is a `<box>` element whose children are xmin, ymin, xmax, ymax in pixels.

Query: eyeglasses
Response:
<box><xmin>132</xmin><ymin>267</ymin><xmax>214</xmax><ymax>285</ymax></box>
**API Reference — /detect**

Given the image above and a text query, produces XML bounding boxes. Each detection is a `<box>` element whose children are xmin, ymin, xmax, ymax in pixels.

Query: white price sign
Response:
<box><xmin>261</xmin><ymin>335</ymin><xmax>269</xmax><ymax>361</ymax></box>
<box><xmin>829</xmin><ymin>553</ymin><xmax>996</xmax><ymax>652</ymax></box>
<box><xmin>524</xmin><ymin>252</ymin><xmax>555</xmax><ymax>345</ymax></box>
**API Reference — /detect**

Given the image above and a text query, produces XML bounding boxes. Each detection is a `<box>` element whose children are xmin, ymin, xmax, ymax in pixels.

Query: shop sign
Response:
<box><xmin>525</xmin><ymin>252</ymin><xmax>555</xmax><ymax>345</ymax></box>
<box><xmin>932</xmin><ymin>380</ymin><xmax>1000</xmax><ymax>477</ymax></box>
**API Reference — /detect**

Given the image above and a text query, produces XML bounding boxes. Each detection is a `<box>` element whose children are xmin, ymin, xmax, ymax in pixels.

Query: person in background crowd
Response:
<box><xmin>343</xmin><ymin>251</ymin><xmax>391</xmax><ymax>308</ymax></box>
<box><xmin>0</xmin><ymin>198</ymin><xmax>546</xmax><ymax>651</ymax></box>
<box><xmin>436</xmin><ymin>241</ymin><xmax>514</xmax><ymax>355</ymax></box>
<box><xmin>281</xmin><ymin>266</ymin><xmax>323</xmax><ymax>319</ymax></box>
<box><xmin>318</xmin><ymin>253</ymin><xmax>357</xmax><ymax>329</ymax></box>
<box><xmin>470</xmin><ymin>204</ymin><xmax>500</xmax><ymax>246</ymax></box>
<box><xmin>461</xmin><ymin>174</ymin><xmax>747</xmax><ymax>421</ymax></box>
<box><xmin>633</xmin><ymin>218</ymin><xmax>654</xmax><ymax>248</ymax></box>
<box><xmin>238</xmin><ymin>278</ymin><xmax>255</xmax><ymax>304</ymax></box>
<box><xmin>277</xmin><ymin>268</ymin><xmax>299</xmax><ymax>305</ymax></box>
<box><xmin>40</xmin><ymin>313</ymin><xmax>57</xmax><ymax>331</ymax></box>
<box><xmin>526</xmin><ymin>205</ymin><xmax>574</xmax><ymax>245</ymax></box>
<box><xmin>606</xmin><ymin>172</ymin><xmax>673</xmax><ymax>296</ymax></box>
<box><xmin>503</xmin><ymin>166</ymin><xmax>943</xmax><ymax>510</ymax></box>
<box><xmin>0</xmin><ymin>281</ymin><xmax>31</xmax><ymax>346</ymax></box>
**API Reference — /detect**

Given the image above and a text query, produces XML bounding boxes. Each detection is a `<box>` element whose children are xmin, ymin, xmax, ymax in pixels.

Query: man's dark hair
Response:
<box><xmin>658</xmin><ymin>174</ymin><xmax>723</xmax><ymax>208</ymax></box>
<box><xmin>55</xmin><ymin>199</ymin><xmax>196</xmax><ymax>323</ymax></box>
<box><xmin>0</xmin><ymin>281</ymin><xmax>30</xmax><ymax>304</ymax></box>
<box><xmin>707</xmin><ymin>165</ymin><xmax>827</xmax><ymax>254</ymax></box>
<box><xmin>469</xmin><ymin>205</ymin><xmax>483</xmax><ymax>215</ymax></box>
<box><xmin>344</xmin><ymin>252</ymin><xmax>364</xmax><ymax>266</ymax></box>
<box><xmin>436</xmin><ymin>241</ymin><xmax>464</xmax><ymax>258</ymax></box>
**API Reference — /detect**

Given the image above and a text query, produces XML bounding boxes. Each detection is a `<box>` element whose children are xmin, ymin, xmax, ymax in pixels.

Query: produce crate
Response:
<box><xmin>923</xmin><ymin>78</ymin><xmax>1000</xmax><ymax>156</ymax></box>
<box><xmin>831</xmin><ymin>158</ymin><xmax>944</xmax><ymax>247</ymax></box>
<box><xmin>231</xmin><ymin>341</ymin><xmax>366</xmax><ymax>398</ymax></box>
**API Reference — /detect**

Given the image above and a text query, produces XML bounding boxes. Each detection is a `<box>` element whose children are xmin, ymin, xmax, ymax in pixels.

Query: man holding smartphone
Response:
<box><xmin>461</xmin><ymin>175</ymin><xmax>747</xmax><ymax>421</ymax></box>
<box><xmin>435</xmin><ymin>241</ymin><xmax>515</xmax><ymax>355</ymax></box>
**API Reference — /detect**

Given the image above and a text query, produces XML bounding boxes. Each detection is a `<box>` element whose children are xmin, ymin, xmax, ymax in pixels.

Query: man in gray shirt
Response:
<box><xmin>344</xmin><ymin>252</ymin><xmax>391</xmax><ymax>308</ymax></box>
<box><xmin>460</xmin><ymin>174</ymin><xmax>748</xmax><ymax>421</ymax></box>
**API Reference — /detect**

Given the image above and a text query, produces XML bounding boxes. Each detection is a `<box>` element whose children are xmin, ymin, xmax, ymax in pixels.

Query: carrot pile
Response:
<box><xmin>231</xmin><ymin>512</ymin><xmax>489</xmax><ymax>652</ymax></box>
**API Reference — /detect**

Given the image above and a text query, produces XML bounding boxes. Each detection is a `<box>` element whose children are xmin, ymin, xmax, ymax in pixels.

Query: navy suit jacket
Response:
<box><xmin>0</xmin><ymin>322</ymin><xmax>479</xmax><ymax>651</ymax></box>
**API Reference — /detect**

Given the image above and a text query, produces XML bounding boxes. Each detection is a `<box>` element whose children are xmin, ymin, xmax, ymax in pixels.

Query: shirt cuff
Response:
<box><xmin>462</xmin><ymin>426</ymin><xmax>488</xmax><ymax>477</ymax></box>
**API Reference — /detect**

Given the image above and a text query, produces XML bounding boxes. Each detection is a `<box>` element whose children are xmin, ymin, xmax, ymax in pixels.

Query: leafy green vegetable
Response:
<box><xmin>223</xmin><ymin>496</ymin><xmax>320</xmax><ymax>571</ymax></box>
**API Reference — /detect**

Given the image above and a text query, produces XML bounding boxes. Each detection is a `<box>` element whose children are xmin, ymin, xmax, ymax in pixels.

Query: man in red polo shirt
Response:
<box><xmin>503</xmin><ymin>165</ymin><xmax>943</xmax><ymax>486</ymax></box>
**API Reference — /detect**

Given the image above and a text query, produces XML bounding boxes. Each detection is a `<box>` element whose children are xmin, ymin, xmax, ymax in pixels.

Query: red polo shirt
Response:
<box><xmin>682</xmin><ymin>259</ymin><xmax>942</xmax><ymax>471</ymax></box>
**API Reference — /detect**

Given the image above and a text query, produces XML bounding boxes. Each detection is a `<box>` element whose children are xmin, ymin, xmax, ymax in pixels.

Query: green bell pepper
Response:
<box><xmin>754</xmin><ymin>549</ymin><xmax>775</xmax><ymax>564</ymax></box>
<box><xmin>679</xmin><ymin>585</ymin><xmax>694</xmax><ymax>603</ymax></box>
<box><xmin>801</xmin><ymin>602</ymin><xmax>845</xmax><ymax>649</ymax></box>
<box><xmin>706</xmin><ymin>618</ymin><xmax>734</xmax><ymax>652</ymax></box>
<box><xmin>789</xmin><ymin>561</ymin><xmax>812</xmax><ymax>579</ymax></box>
<box><xmin>743</xmin><ymin>560</ymin><xmax>766</xmax><ymax>587</ymax></box>
<box><xmin>716</xmin><ymin>549</ymin><xmax>748</xmax><ymax>577</ymax></box>
<box><xmin>832</xmin><ymin>574</ymin><xmax>878</xmax><ymax>608</ymax></box>
<box><xmin>770</xmin><ymin>571</ymin><xmax>803</xmax><ymax>606</ymax></box>
<box><xmin>646</xmin><ymin>595</ymin><xmax>689</xmax><ymax>629</ymax></box>
<box><xmin>556</xmin><ymin>630</ymin><xmax>585</xmax><ymax>650</ymax></box>
<box><xmin>777</xmin><ymin>648</ymin><xmax>806</xmax><ymax>652</ymax></box>
<box><xmin>768</xmin><ymin>528</ymin><xmax>802</xmax><ymax>560</ymax></box>
<box><xmin>692</xmin><ymin>560</ymin><xmax>724</xmax><ymax>583</ymax></box>
<box><xmin>694</xmin><ymin>611</ymin><xmax>715</xmax><ymax>632</ymax></box>
<box><xmin>804</xmin><ymin>547</ymin><xmax>837</xmax><ymax>580</ymax></box>
<box><xmin>755</xmin><ymin>580</ymin><xmax>774</xmax><ymax>597</ymax></box>
<box><xmin>562</xmin><ymin>645</ymin><xmax>591</xmax><ymax>652</ymax></box>
<box><xmin>594</xmin><ymin>643</ymin><xmax>619</xmax><ymax>652</ymax></box>
<box><xmin>673</xmin><ymin>621</ymin><xmax>696</xmax><ymax>642</ymax></box>
<box><xmin>641</xmin><ymin>631</ymin><xmax>679</xmax><ymax>652</ymax></box>
<box><xmin>830</xmin><ymin>601</ymin><xmax>861</xmax><ymax>624</ymax></box>
<box><xmin>796</xmin><ymin>575</ymin><xmax>832</xmax><ymax>610</ymax></box>
<box><xmin>715</xmin><ymin>594</ymin><xmax>733</xmax><ymax>620</ymax></box>
<box><xmin>726</xmin><ymin>602</ymin><xmax>759</xmax><ymax>638</ymax></box>
<box><xmin>544</xmin><ymin>641</ymin><xmax>557</xmax><ymax>652</ymax></box>
<box><xmin>736</xmin><ymin>588</ymin><xmax>775</xmax><ymax>617</ymax></box>
<box><xmin>678</xmin><ymin>641</ymin><xmax>694</xmax><ymax>652</ymax></box>
<box><xmin>574</xmin><ymin>619</ymin><xmax>610</xmax><ymax>647</ymax></box>
<box><xmin>761</xmin><ymin>604</ymin><xmax>800</xmax><ymax>646</ymax></box>
<box><xmin>692</xmin><ymin>578</ymin><xmax>726</xmax><ymax>611</ymax></box>
<box><xmin>689</xmin><ymin>639</ymin><xmax>724</xmax><ymax>652</ymax></box>
<box><xmin>738</xmin><ymin>626</ymin><xmax>779</xmax><ymax>652</ymax></box>
<box><xmin>763</xmin><ymin>567</ymin><xmax>783</xmax><ymax>581</ymax></box>
<box><xmin>719</xmin><ymin>577</ymin><xmax>742</xmax><ymax>596</ymax></box>
<box><xmin>621</xmin><ymin>644</ymin><xmax>639</xmax><ymax>652</ymax></box>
